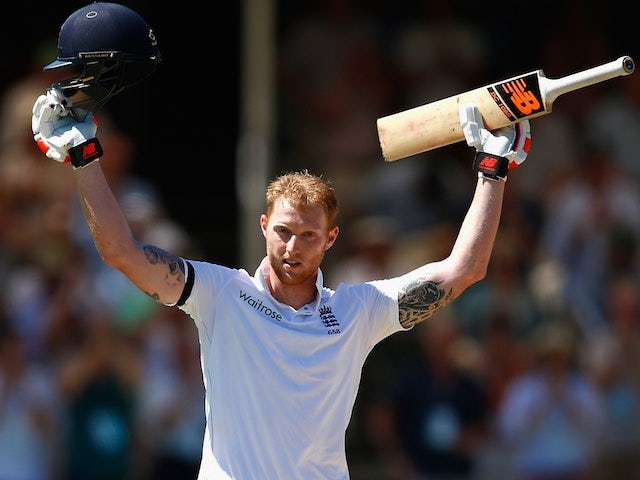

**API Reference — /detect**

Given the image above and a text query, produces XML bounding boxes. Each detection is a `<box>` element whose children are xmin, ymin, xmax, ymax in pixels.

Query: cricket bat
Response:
<box><xmin>377</xmin><ymin>55</ymin><xmax>635</xmax><ymax>162</ymax></box>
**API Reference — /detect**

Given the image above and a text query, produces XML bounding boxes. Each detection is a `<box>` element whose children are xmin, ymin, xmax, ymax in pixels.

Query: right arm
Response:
<box><xmin>31</xmin><ymin>91</ymin><xmax>187</xmax><ymax>306</ymax></box>
<box><xmin>75</xmin><ymin>161</ymin><xmax>187</xmax><ymax>306</ymax></box>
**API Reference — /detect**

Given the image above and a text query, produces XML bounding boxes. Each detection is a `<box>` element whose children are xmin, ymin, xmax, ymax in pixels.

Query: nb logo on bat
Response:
<box><xmin>490</xmin><ymin>72</ymin><xmax>544</xmax><ymax>119</ymax></box>
<box><xmin>500</xmin><ymin>78</ymin><xmax>541</xmax><ymax>115</ymax></box>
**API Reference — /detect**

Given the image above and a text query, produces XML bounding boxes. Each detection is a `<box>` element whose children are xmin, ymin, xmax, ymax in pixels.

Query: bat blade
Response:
<box><xmin>377</xmin><ymin>55</ymin><xmax>635</xmax><ymax>162</ymax></box>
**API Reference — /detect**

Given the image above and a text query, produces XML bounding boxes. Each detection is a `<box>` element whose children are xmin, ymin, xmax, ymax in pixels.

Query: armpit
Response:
<box><xmin>398</xmin><ymin>278</ymin><xmax>453</xmax><ymax>328</ymax></box>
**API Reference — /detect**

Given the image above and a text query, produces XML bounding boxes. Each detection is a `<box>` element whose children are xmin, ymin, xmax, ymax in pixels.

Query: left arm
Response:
<box><xmin>397</xmin><ymin>177</ymin><xmax>504</xmax><ymax>328</ymax></box>
<box><xmin>397</xmin><ymin>105</ymin><xmax>532</xmax><ymax>328</ymax></box>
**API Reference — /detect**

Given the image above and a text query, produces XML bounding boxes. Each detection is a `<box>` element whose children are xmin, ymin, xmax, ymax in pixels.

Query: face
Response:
<box><xmin>261</xmin><ymin>199</ymin><xmax>338</xmax><ymax>286</ymax></box>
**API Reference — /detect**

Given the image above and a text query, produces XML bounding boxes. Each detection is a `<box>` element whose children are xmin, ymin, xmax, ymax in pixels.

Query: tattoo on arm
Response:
<box><xmin>398</xmin><ymin>279</ymin><xmax>453</xmax><ymax>328</ymax></box>
<box><xmin>141</xmin><ymin>244</ymin><xmax>186</xmax><ymax>300</ymax></box>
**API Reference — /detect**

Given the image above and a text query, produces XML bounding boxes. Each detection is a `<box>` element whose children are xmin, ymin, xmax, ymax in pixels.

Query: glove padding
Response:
<box><xmin>32</xmin><ymin>89</ymin><xmax>102</xmax><ymax>169</ymax></box>
<box><xmin>459</xmin><ymin>104</ymin><xmax>531</xmax><ymax>181</ymax></box>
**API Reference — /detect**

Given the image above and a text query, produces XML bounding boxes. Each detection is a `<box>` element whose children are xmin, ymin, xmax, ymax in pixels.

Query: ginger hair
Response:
<box><xmin>265</xmin><ymin>170</ymin><xmax>339</xmax><ymax>227</ymax></box>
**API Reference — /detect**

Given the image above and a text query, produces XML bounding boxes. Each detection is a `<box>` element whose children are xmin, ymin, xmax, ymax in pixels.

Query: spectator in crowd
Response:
<box><xmin>496</xmin><ymin>321</ymin><xmax>606</xmax><ymax>480</ymax></box>
<box><xmin>0</xmin><ymin>322</ymin><xmax>61</xmax><ymax>480</ymax></box>
<box><xmin>539</xmin><ymin>144</ymin><xmax>640</xmax><ymax>332</ymax></box>
<box><xmin>138</xmin><ymin>307</ymin><xmax>206</xmax><ymax>480</ymax></box>
<box><xmin>365</xmin><ymin>313</ymin><xmax>489</xmax><ymax>480</ymax></box>
<box><xmin>56</xmin><ymin>311</ymin><xmax>142</xmax><ymax>480</ymax></box>
<box><xmin>582</xmin><ymin>273</ymin><xmax>640</xmax><ymax>480</ymax></box>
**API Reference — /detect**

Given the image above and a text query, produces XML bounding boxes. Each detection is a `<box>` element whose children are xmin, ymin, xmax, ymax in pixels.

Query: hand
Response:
<box><xmin>32</xmin><ymin>89</ymin><xmax>103</xmax><ymax>169</ymax></box>
<box><xmin>32</xmin><ymin>90</ymin><xmax>74</xmax><ymax>162</ymax></box>
<box><xmin>459</xmin><ymin>104</ymin><xmax>531</xmax><ymax>181</ymax></box>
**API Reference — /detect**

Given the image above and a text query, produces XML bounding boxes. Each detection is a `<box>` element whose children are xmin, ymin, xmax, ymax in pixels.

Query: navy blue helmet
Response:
<box><xmin>44</xmin><ymin>2</ymin><xmax>161</xmax><ymax>113</ymax></box>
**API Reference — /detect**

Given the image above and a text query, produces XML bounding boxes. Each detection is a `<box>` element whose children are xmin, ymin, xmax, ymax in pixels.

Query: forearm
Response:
<box><xmin>449</xmin><ymin>176</ymin><xmax>505</xmax><ymax>284</ymax></box>
<box><xmin>75</xmin><ymin>160</ymin><xmax>137</xmax><ymax>268</ymax></box>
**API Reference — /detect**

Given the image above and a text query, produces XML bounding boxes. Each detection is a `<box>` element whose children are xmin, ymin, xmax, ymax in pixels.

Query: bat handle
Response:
<box><xmin>544</xmin><ymin>55</ymin><xmax>635</xmax><ymax>104</ymax></box>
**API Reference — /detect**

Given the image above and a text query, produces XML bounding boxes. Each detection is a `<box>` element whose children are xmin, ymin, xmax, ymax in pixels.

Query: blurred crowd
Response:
<box><xmin>2</xmin><ymin>0</ymin><xmax>640</xmax><ymax>479</ymax></box>
<box><xmin>0</xmin><ymin>46</ymin><xmax>204</xmax><ymax>480</ymax></box>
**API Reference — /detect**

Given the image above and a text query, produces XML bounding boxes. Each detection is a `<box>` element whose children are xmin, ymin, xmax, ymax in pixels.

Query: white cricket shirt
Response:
<box><xmin>178</xmin><ymin>257</ymin><xmax>407</xmax><ymax>480</ymax></box>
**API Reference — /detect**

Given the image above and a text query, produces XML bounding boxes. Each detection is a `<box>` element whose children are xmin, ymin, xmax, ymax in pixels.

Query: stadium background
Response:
<box><xmin>2</xmin><ymin>1</ymin><xmax>640</xmax><ymax>479</ymax></box>
<box><xmin>5</xmin><ymin>0</ymin><xmax>636</xmax><ymax>267</ymax></box>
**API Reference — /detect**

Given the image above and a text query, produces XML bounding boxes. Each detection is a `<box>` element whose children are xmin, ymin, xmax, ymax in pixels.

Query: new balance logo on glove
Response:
<box><xmin>69</xmin><ymin>137</ymin><xmax>103</xmax><ymax>169</ymax></box>
<box><xmin>473</xmin><ymin>152</ymin><xmax>509</xmax><ymax>181</ymax></box>
<box><xmin>478</xmin><ymin>155</ymin><xmax>500</xmax><ymax>172</ymax></box>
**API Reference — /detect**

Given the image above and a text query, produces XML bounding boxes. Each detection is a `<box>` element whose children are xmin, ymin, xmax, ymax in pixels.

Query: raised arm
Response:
<box><xmin>397</xmin><ymin>104</ymin><xmax>532</xmax><ymax>329</ymax></box>
<box><xmin>32</xmin><ymin>91</ymin><xmax>187</xmax><ymax>307</ymax></box>
<box><xmin>75</xmin><ymin>162</ymin><xmax>187</xmax><ymax>305</ymax></box>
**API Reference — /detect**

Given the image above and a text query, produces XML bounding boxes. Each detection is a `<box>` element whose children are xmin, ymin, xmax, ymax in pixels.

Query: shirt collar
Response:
<box><xmin>254</xmin><ymin>257</ymin><xmax>323</xmax><ymax>312</ymax></box>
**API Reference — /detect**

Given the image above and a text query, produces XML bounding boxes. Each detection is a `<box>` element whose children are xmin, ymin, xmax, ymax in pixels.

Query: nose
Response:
<box><xmin>285</xmin><ymin>234</ymin><xmax>300</xmax><ymax>254</ymax></box>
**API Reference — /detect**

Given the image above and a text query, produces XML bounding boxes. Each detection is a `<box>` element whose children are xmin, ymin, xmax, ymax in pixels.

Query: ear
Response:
<box><xmin>325</xmin><ymin>226</ymin><xmax>339</xmax><ymax>251</ymax></box>
<box><xmin>260</xmin><ymin>214</ymin><xmax>268</xmax><ymax>237</ymax></box>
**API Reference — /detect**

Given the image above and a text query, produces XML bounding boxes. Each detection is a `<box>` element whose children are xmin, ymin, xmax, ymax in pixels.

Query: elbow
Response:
<box><xmin>457</xmin><ymin>260</ymin><xmax>488</xmax><ymax>291</ymax></box>
<box><xmin>470</xmin><ymin>262</ymin><xmax>489</xmax><ymax>284</ymax></box>
<box><xmin>101</xmin><ymin>251</ymin><xmax>123</xmax><ymax>271</ymax></box>
<box><xmin>97</xmin><ymin>239</ymin><xmax>138</xmax><ymax>272</ymax></box>
<box><xmin>100</xmin><ymin>249</ymin><xmax>127</xmax><ymax>272</ymax></box>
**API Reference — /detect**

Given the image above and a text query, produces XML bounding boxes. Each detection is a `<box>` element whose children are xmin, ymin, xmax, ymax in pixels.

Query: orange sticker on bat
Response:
<box><xmin>489</xmin><ymin>72</ymin><xmax>546</xmax><ymax>120</ymax></box>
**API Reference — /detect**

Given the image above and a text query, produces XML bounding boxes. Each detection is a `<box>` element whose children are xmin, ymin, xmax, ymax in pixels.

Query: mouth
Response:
<box><xmin>283</xmin><ymin>259</ymin><xmax>301</xmax><ymax>269</ymax></box>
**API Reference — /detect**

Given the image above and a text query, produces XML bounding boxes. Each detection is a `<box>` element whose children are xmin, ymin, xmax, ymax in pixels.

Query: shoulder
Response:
<box><xmin>178</xmin><ymin>260</ymin><xmax>254</xmax><ymax>311</ymax></box>
<box><xmin>329</xmin><ymin>280</ymin><xmax>398</xmax><ymax>306</ymax></box>
<box><xmin>189</xmin><ymin>260</ymin><xmax>252</xmax><ymax>284</ymax></box>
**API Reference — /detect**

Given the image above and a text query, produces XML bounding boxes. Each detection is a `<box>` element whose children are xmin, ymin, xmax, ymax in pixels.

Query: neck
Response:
<box><xmin>264</xmin><ymin>265</ymin><xmax>318</xmax><ymax>310</ymax></box>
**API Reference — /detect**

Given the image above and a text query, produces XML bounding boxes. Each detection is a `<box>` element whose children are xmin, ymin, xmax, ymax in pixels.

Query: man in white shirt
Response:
<box><xmin>30</xmin><ymin>3</ymin><xmax>531</xmax><ymax>478</ymax></box>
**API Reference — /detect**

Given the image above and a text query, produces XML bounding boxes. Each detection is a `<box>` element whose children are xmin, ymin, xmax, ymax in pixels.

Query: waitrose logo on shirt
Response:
<box><xmin>239</xmin><ymin>290</ymin><xmax>283</xmax><ymax>321</ymax></box>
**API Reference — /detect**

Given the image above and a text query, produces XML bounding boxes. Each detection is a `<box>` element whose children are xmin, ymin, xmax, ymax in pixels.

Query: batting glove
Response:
<box><xmin>32</xmin><ymin>89</ymin><xmax>103</xmax><ymax>169</ymax></box>
<box><xmin>459</xmin><ymin>104</ymin><xmax>531</xmax><ymax>181</ymax></box>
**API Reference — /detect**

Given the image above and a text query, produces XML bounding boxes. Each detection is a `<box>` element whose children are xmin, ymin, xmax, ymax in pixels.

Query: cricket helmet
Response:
<box><xmin>44</xmin><ymin>2</ymin><xmax>161</xmax><ymax>113</ymax></box>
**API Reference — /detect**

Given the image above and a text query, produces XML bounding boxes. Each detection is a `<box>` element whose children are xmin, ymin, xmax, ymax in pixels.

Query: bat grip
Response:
<box><xmin>544</xmin><ymin>55</ymin><xmax>635</xmax><ymax>103</ymax></box>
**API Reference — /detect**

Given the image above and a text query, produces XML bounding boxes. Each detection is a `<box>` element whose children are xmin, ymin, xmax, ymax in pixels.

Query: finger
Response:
<box><xmin>32</xmin><ymin>94</ymin><xmax>49</xmax><ymax>116</ymax></box>
<box><xmin>508</xmin><ymin>121</ymin><xmax>532</xmax><ymax>167</ymax></box>
<box><xmin>459</xmin><ymin>104</ymin><xmax>483</xmax><ymax>147</ymax></box>
<box><xmin>33</xmin><ymin>102</ymin><xmax>56</xmax><ymax>136</ymax></box>
<box><xmin>46</xmin><ymin>90</ymin><xmax>70</xmax><ymax>117</ymax></box>
<box><xmin>32</xmin><ymin>95</ymin><xmax>52</xmax><ymax>134</ymax></box>
<box><xmin>35</xmin><ymin>135</ymin><xmax>67</xmax><ymax>162</ymax></box>
<box><xmin>48</xmin><ymin>87</ymin><xmax>69</xmax><ymax>106</ymax></box>
<box><xmin>513</xmin><ymin>120</ymin><xmax>532</xmax><ymax>154</ymax></box>
<box><xmin>482</xmin><ymin>131</ymin><xmax>512</xmax><ymax>156</ymax></box>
